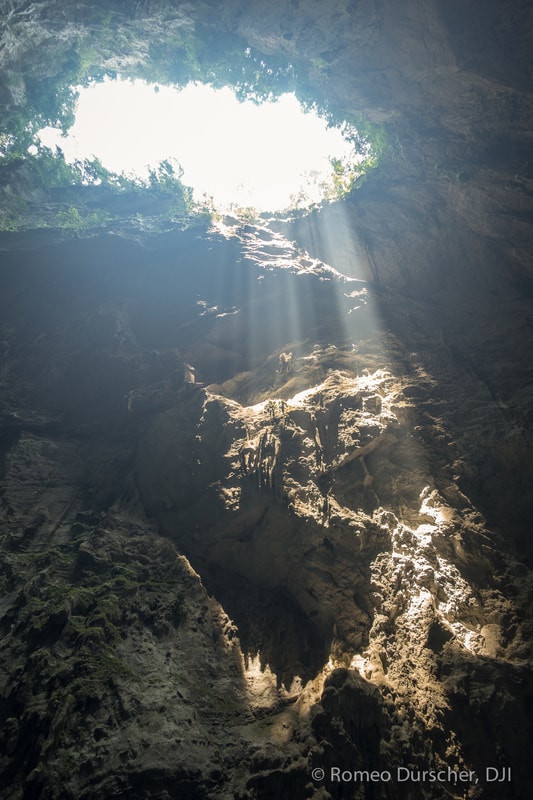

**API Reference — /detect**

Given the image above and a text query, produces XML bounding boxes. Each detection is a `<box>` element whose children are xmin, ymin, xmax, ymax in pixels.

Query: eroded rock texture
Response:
<box><xmin>0</xmin><ymin>2</ymin><xmax>532</xmax><ymax>800</ymax></box>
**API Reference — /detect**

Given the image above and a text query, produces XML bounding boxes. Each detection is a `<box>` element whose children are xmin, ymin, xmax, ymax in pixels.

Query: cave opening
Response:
<box><xmin>0</xmin><ymin>26</ymin><xmax>385</xmax><ymax>232</ymax></box>
<box><xmin>35</xmin><ymin>76</ymin><xmax>367</xmax><ymax>214</ymax></box>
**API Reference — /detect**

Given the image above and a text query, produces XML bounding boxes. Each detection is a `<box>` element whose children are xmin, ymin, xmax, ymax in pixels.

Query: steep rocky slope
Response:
<box><xmin>0</xmin><ymin>2</ymin><xmax>532</xmax><ymax>799</ymax></box>
<box><xmin>0</xmin><ymin>221</ymin><xmax>531</xmax><ymax>800</ymax></box>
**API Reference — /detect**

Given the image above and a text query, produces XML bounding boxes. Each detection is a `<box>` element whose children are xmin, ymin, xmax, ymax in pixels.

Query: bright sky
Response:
<box><xmin>36</xmin><ymin>78</ymin><xmax>359</xmax><ymax>212</ymax></box>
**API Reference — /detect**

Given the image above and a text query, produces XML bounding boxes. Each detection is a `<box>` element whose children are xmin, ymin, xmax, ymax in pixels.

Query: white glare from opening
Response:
<box><xmin>36</xmin><ymin>78</ymin><xmax>362</xmax><ymax>212</ymax></box>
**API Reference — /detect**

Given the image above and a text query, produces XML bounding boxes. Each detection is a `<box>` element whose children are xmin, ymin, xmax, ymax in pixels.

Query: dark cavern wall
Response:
<box><xmin>0</xmin><ymin>2</ymin><xmax>532</xmax><ymax>799</ymax></box>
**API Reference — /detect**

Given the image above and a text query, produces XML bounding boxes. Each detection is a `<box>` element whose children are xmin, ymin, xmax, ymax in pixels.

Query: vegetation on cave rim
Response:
<box><xmin>0</xmin><ymin>20</ymin><xmax>387</xmax><ymax>233</ymax></box>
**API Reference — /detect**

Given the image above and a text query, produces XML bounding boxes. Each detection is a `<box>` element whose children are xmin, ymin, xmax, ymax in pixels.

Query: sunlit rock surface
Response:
<box><xmin>0</xmin><ymin>2</ymin><xmax>532</xmax><ymax>800</ymax></box>
<box><xmin>0</xmin><ymin>220</ymin><xmax>531</xmax><ymax>799</ymax></box>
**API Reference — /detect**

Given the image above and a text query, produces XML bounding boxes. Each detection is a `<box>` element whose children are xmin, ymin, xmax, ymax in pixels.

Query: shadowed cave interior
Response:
<box><xmin>0</xmin><ymin>2</ymin><xmax>532</xmax><ymax>800</ymax></box>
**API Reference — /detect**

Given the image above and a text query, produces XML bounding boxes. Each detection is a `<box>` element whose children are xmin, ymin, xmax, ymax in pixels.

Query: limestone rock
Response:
<box><xmin>0</xmin><ymin>2</ymin><xmax>532</xmax><ymax>799</ymax></box>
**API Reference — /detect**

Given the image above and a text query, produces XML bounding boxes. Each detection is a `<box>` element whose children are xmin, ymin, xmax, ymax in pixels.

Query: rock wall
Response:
<box><xmin>0</xmin><ymin>2</ymin><xmax>532</xmax><ymax>799</ymax></box>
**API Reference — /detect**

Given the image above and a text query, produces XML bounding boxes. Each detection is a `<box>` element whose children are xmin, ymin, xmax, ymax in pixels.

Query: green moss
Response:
<box><xmin>55</xmin><ymin>206</ymin><xmax>111</xmax><ymax>234</ymax></box>
<box><xmin>0</xmin><ymin>211</ymin><xmax>23</xmax><ymax>232</ymax></box>
<box><xmin>0</xmin><ymin>192</ymin><xmax>27</xmax><ymax>231</ymax></box>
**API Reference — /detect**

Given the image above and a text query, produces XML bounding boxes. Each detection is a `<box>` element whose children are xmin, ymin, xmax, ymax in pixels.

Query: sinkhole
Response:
<box><xmin>35</xmin><ymin>76</ymin><xmax>371</xmax><ymax>215</ymax></box>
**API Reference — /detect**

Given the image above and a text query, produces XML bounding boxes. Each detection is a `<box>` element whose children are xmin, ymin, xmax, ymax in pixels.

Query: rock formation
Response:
<box><xmin>0</xmin><ymin>2</ymin><xmax>532</xmax><ymax>799</ymax></box>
